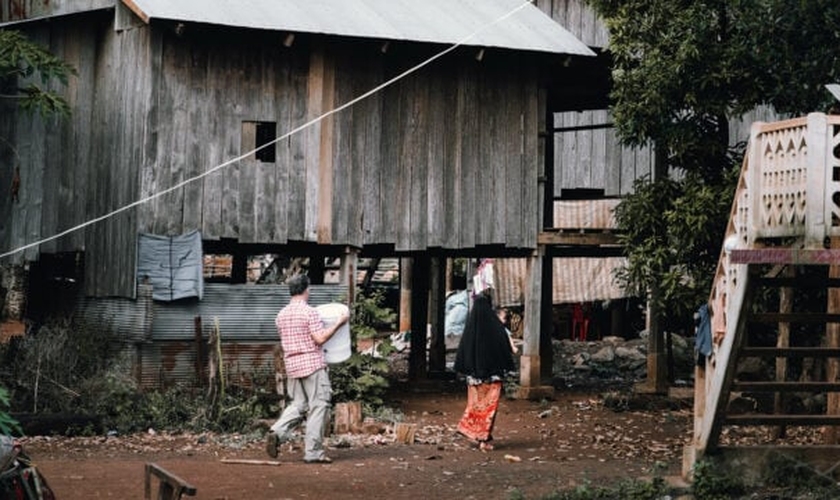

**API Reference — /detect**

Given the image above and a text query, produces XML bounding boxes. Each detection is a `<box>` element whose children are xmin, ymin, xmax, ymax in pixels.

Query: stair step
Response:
<box><xmin>755</xmin><ymin>276</ymin><xmax>840</xmax><ymax>288</ymax></box>
<box><xmin>740</xmin><ymin>347</ymin><xmax>840</xmax><ymax>358</ymax></box>
<box><xmin>749</xmin><ymin>313</ymin><xmax>840</xmax><ymax>324</ymax></box>
<box><xmin>724</xmin><ymin>414</ymin><xmax>840</xmax><ymax>426</ymax></box>
<box><xmin>731</xmin><ymin>381</ymin><xmax>840</xmax><ymax>392</ymax></box>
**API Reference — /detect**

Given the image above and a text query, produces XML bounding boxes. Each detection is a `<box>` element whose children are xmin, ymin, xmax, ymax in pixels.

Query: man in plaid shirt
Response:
<box><xmin>266</xmin><ymin>274</ymin><xmax>349</xmax><ymax>463</ymax></box>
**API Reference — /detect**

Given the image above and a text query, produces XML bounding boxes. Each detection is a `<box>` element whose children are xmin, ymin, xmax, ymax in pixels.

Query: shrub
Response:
<box><xmin>544</xmin><ymin>477</ymin><xmax>668</xmax><ymax>500</ymax></box>
<box><xmin>330</xmin><ymin>350</ymin><xmax>391</xmax><ymax>412</ymax></box>
<box><xmin>691</xmin><ymin>459</ymin><xmax>745</xmax><ymax>500</ymax></box>
<box><xmin>351</xmin><ymin>288</ymin><xmax>396</xmax><ymax>341</ymax></box>
<box><xmin>0</xmin><ymin>386</ymin><xmax>21</xmax><ymax>436</ymax></box>
<box><xmin>0</xmin><ymin>319</ymin><xmax>118</xmax><ymax>414</ymax></box>
<box><xmin>329</xmin><ymin>288</ymin><xmax>396</xmax><ymax>412</ymax></box>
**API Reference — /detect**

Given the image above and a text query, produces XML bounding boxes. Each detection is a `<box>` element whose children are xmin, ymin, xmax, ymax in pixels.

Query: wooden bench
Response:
<box><xmin>144</xmin><ymin>463</ymin><xmax>196</xmax><ymax>500</ymax></box>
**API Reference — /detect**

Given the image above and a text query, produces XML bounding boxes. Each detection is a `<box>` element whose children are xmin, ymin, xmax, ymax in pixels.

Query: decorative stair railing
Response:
<box><xmin>690</xmin><ymin>113</ymin><xmax>840</xmax><ymax>469</ymax></box>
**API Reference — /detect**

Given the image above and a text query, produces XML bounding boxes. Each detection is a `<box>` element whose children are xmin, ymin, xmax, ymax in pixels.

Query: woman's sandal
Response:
<box><xmin>479</xmin><ymin>441</ymin><xmax>494</xmax><ymax>452</ymax></box>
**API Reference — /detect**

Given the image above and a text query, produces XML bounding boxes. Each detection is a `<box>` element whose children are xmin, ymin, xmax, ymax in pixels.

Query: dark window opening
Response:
<box><xmin>242</xmin><ymin>121</ymin><xmax>277</xmax><ymax>163</ymax></box>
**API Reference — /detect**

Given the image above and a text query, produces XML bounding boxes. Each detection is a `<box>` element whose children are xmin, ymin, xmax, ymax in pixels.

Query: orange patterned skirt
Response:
<box><xmin>457</xmin><ymin>381</ymin><xmax>502</xmax><ymax>442</ymax></box>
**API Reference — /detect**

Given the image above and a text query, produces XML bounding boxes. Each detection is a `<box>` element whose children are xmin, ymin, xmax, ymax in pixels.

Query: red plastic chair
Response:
<box><xmin>571</xmin><ymin>303</ymin><xmax>590</xmax><ymax>341</ymax></box>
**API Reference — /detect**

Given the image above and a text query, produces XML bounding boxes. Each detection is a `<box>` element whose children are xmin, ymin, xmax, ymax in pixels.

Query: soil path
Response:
<box><xmin>22</xmin><ymin>387</ymin><xmax>690</xmax><ymax>499</ymax></box>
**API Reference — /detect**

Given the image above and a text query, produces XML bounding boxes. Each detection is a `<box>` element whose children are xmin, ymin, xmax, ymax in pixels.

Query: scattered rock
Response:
<box><xmin>590</xmin><ymin>346</ymin><xmax>615</xmax><ymax>363</ymax></box>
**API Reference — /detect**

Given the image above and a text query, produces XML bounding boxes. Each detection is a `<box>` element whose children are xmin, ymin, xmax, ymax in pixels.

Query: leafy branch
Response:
<box><xmin>0</xmin><ymin>30</ymin><xmax>76</xmax><ymax>117</ymax></box>
<box><xmin>0</xmin><ymin>386</ymin><xmax>22</xmax><ymax>436</ymax></box>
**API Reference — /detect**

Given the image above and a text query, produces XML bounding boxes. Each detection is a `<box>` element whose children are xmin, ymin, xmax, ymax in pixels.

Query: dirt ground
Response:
<box><xmin>18</xmin><ymin>382</ymin><xmax>691</xmax><ymax>500</ymax></box>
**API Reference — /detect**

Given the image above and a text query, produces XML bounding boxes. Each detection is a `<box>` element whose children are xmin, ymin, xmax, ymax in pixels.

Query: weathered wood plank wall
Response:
<box><xmin>537</xmin><ymin>0</ymin><xmax>780</xmax><ymax>198</ymax></box>
<box><xmin>2</xmin><ymin>15</ymin><xmax>544</xmax><ymax>298</ymax></box>
<box><xmin>535</xmin><ymin>0</ymin><xmax>655</xmax><ymax>197</ymax></box>
<box><xmin>0</xmin><ymin>0</ymin><xmax>111</xmax><ymax>22</ymax></box>
<box><xmin>82</xmin><ymin>23</ymin><xmax>152</xmax><ymax>297</ymax></box>
<box><xmin>143</xmin><ymin>35</ymin><xmax>541</xmax><ymax>252</ymax></box>
<box><xmin>0</xmin><ymin>14</ymin><xmax>147</xmax><ymax>297</ymax></box>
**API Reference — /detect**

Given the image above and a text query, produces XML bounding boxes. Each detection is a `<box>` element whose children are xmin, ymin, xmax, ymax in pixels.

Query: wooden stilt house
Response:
<box><xmin>0</xmin><ymin>0</ymin><xmax>598</xmax><ymax>389</ymax></box>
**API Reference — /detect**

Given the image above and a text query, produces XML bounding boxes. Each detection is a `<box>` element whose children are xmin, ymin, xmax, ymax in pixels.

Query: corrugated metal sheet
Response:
<box><xmin>74</xmin><ymin>283</ymin><xmax>346</xmax><ymax>388</ymax></box>
<box><xmin>139</xmin><ymin>340</ymin><xmax>276</xmax><ymax>389</ymax></box>
<box><xmin>553</xmin><ymin>199</ymin><xmax>620</xmax><ymax>229</ymax></box>
<box><xmin>75</xmin><ymin>283</ymin><xmax>154</xmax><ymax>343</ymax></box>
<box><xmin>151</xmin><ymin>283</ymin><xmax>348</xmax><ymax>341</ymax></box>
<box><xmin>495</xmin><ymin>257</ymin><xmax>629</xmax><ymax>307</ymax></box>
<box><xmin>123</xmin><ymin>0</ymin><xmax>594</xmax><ymax>56</ymax></box>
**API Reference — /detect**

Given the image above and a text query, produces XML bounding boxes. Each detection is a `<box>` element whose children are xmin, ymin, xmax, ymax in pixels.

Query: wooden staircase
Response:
<box><xmin>687</xmin><ymin>113</ymin><xmax>840</xmax><ymax>478</ymax></box>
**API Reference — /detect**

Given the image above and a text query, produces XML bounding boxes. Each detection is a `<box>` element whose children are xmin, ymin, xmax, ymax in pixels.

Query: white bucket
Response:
<box><xmin>316</xmin><ymin>303</ymin><xmax>352</xmax><ymax>364</ymax></box>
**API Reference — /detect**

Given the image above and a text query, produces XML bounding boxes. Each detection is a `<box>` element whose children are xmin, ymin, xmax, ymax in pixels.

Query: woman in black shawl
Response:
<box><xmin>454</xmin><ymin>292</ymin><xmax>516</xmax><ymax>451</ymax></box>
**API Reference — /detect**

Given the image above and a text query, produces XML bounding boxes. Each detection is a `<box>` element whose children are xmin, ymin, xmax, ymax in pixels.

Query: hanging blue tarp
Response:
<box><xmin>137</xmin><ymin>230</ymin><xmax>203</xmax><ymax>301</ymax></box>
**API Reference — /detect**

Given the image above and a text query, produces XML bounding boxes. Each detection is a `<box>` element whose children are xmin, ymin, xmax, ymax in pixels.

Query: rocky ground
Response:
<box><xmin>8</xmin><ymin>336</ymin><xmax>838</xmax><ymax>499</ymax></box>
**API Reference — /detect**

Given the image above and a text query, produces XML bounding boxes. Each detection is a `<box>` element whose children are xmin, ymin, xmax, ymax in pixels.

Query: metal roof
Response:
<box><xmin>122</xmin><ymin>0</ymin><xmax>595</xmax><ymax>56</ymax></box>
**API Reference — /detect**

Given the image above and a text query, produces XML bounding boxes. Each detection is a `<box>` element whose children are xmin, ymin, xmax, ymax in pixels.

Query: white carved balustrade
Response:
<box><xmin>695</xmin><ymin>113</ymin><xmax>840</xmax><ymax>454</ymax></box>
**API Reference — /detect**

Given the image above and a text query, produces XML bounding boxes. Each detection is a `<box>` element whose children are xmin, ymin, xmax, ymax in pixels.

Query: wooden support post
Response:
<box><xmin>339</xmin><ymin>247</ymin><xmax>358</xmax><ymax>305</ymax></box>
<box><xmin>825</xmin><ymin>237</ymin><xmax>840</xmax><ymax>444</ymax></box>
<box><xmin>684</xmin><ymin>360</ymin><xmax>706</xmax><ymax>479</ymax></box>
<box><xmin>409</xmin><ymin>256</ymin><xmax>429</xmax><ymax>380</ymax></box>
<box><xmin>539</xmin><ymin>254</ymin><xmax>554</xmax><ymax>382</ymax></box>
<box><xmin>399</xmin><ymin>258</ymin><xmax>412</xmax><ymax>332</ymax></box>
<box><xmin>640</xmin><ymin>282</ymin><xmax>668</xmax><ymax>394</ymax></box>
<box><xmin>517</xmin><ymin>253</ymin><xmax>554</xmax><ymax>400</ymax></box>
<box><xmin>641</xmin><ymin>144</ymin><xmax>669</xmax><ymax>394</ymax></box>
<box><xmin>773</xmin><ymin>266</ymin><xmax>793</xmax><ymax>439</ymax></box>
<box><xmin>231</xmin><ymin>250</ymin><xmax>247</xmax><ymax>284</ymax></box>
<box><xmin>309</xmin><ymin>256</ymin><xmax>325</xmax><ymax>285</ymax></box>
<box><xmin>428</xmin><ymin>256</ymin><xmax>446</xmax><ymax>374</ymax></box>
<box><xmin>194</xmin><ymin>317</ymin><xmax>204</xmax><ymax>385</ymax></box>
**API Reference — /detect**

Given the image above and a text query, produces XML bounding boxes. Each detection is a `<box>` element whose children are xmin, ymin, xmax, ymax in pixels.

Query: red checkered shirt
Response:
<box><xmin>275</xmin><ymin>298</ymin><xmax>327</xmax><ymax>378</ymax></box>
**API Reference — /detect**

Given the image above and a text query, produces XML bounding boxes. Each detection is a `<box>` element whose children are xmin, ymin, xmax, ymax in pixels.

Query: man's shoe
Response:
<box><xmin>266</xmin><ymin>433</ymin><xmax>279</xmax><ymax>458</ymax></box>
<box><xmin>304</xmin><ymin>456</ymin><xmax>332</xmax><ymax>464</ymax></box>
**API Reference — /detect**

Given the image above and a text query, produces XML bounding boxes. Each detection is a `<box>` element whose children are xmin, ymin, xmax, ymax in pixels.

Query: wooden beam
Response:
<box><xmin>339</xmin><ymin>248</ymin><xmax>358</xmax><ymax>304</ymax></box>
<box><xmin>724</xmin><ymin>415</ymin><xmax>840</xmax><ymax>426</ymax></box>
<box><xmin>774</xmin><ymin>266</ymin><xmax>793</xmax><ymax>439</ymax></box>
<box><xmin>399</xmin><ymin>258</ymin><xmax>412</xmax><ymax>333</ymax></box>
<box><xmin>740</xmin><ymin>347</ymin><xmax>840</xmax><ymax>358</ymax></box>
<box><xmin>428</xmin><ymin>256</ymin><xmax>446</xmax><ymax>374</ymax></box>
<box><xmin>409</xmin><ymin>256</ymin><xmax>429</xmax><ymax>380</ymax></box>
<box><xmin>731</xmin><ymin>381</ymin><xmax>840</xmax><ymax>392</ymax></box>
<box><xmin>749</xmin><ymin>313</ymin><xmax>840</xmax><ymax>324</ymax></box>
<box><xmin>826</xmin><ymin>237</ymin><xmax>840</xmax><ymax>443</ymax></box>
<box><xmin>121</xmin><ymin>0</ymin><xmax>150</xmax><ymax>23</ymax></box>
<box><xmin>697</xmin><ymin>267</ymin><xmax>755</xmax><ymax>454</ymax></box>
<box><xmin>316</xmin><ymin>47</ymin><xmax>336</xmax><ymax>244</ymax></box>
<box><xmin>730</xmin><ymin>248</ymin><xmax>840</xmax><ymax>265</ymax></box>
<box><xmin>755</xmin><ymin>276</ymin><xmax>840</xmax><ymax>288</ymax></box>
<box><xmin>537</xmin><ymin>230</ymin><xmax>619</xmax><ymax>246</ymax></box>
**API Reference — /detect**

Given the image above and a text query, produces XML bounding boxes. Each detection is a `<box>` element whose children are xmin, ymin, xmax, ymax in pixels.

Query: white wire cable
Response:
<box><xmin>0</xmin><ymin>0</ymin><xmax>532</xmax><ymax>260</ymax></box>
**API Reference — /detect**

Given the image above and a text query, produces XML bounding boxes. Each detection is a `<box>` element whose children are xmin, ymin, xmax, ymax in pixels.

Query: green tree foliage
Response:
<box><xmin>0</xmin><ymin>29</ymin><xmax>75</xmax><ymax>117</ymax></box>
<box><xmin>0</xmin><ymin>386</ymin><xmax>22</xmax><ymax>436</ymax></box>
<box><xmin>586</xmin><ymin>0</ymin><xmax>840</xmax><ymax>325</ymax></box>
